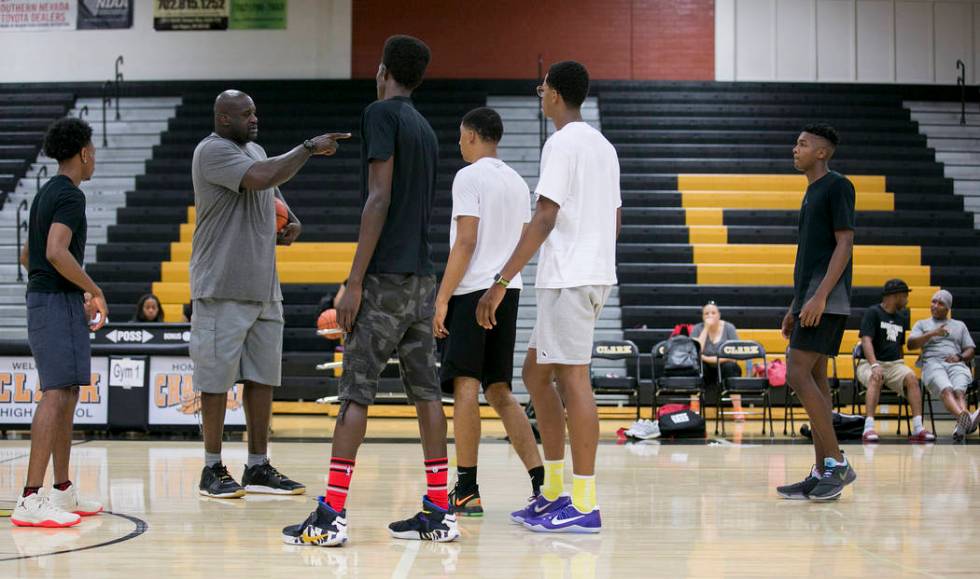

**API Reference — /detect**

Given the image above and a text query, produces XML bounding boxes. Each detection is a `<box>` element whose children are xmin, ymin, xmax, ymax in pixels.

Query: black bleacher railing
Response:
<box><xmin>114</xmin><ymin>55</ymin><xmax>124</xmax><ymax>121</ymax></box>
<box><xmin>957</xmin><ymin>59</ymin><xmax>967</xmax><ymax>125</ymax></box>
<box><xmin>15</xmin><ymin>198</ymin><xmax>28</xmax><ymax>282</ymax></box>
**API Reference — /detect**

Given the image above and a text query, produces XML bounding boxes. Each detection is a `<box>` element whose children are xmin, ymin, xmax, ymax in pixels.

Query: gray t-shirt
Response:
<box><xmin>189</xmin><ymin>133</ymin><xmax>282</xmax><ymax>303</ymax></box>
<box><xmin>692</xmin><ymin>322</ymin><xmax>740</xmax><ymax>358</ymax></box>
<box><xmin>909</xmin><ymin>317</ymin><xmax>975</xmax><ymax>366</ymax></box>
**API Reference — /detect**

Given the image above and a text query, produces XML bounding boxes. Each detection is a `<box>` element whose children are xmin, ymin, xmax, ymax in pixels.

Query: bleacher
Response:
<box><xmin>600</xmin><ymin>82</ymin><xmax>980</xmax><ymax>405</ymax></box>
<box><xmin>85</xmin><ymin>81</ymin><xmax>485</xmax><ymax>398</ymax></box>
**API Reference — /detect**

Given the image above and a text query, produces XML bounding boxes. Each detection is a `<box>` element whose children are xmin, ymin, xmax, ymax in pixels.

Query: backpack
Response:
<box><xmin>656</xmin><ymin>403</ymin><xmax>691</xmax><ymax>419</ymax></box>
<box><xmin>753</xmin><ymin>359</ymin><xmax>787</xmax><ymax>387</ymax></box>
<box><xmin>800</xmin><ymin>412</ymin><xmax>865</xmax><ymax>441</ymax></box>
<box><xmin>658</xmin><ymin>409</ymin><xmax>706</xmax><ymax>438</ymax></box>
<box><xmin>671</xmin><ymin>323</ymin><xmax>695</xmax><ymax>337</ymax></box>
<box><xmin>663</xmin><ymin>336</ymin><xmax>700</xmax><ymax>376</ymax></box>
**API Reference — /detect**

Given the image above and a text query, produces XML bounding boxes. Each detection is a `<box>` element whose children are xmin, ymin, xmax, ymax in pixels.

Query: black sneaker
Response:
<box><xmin>808</xmin><ymin>460</ymin><xmax>857</xmax><ymax>501</ymax></box>
<box><xmin>199</xmin><ymin>463</ymin><xmax>245</xmax><ymax>499</ymax></box>
<box><xmin>388</xmin><ymin>496</ymin><xmax>460</xmax><ymax>542</ymax></box>
<box><xmin>282</xmin><ymin>498</ymin><xmax>348</xmax><ymax>547</ymax></box>
<box><xmin>449</xmin><ymin>485</ymin><xmax>483</xmax><ymax>517</ymax></box>
<box><xmin>242</xmin><ymin>462</ymin><xmax>306</xmax><ymax>495</ymax></box>
<box><xmin>776</xmin><ymin>467</ymin><xmax>820</xmax><ymax>500</ymax></box>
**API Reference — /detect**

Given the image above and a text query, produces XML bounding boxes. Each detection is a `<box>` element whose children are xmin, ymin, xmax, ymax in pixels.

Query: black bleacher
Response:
<box><xmin>0</xmin><ymin>93</ymin><xmax>74</xmax><ymax>201</ymax></box>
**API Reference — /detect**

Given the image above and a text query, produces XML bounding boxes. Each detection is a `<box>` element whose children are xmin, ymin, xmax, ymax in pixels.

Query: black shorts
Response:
<box><xmin>27</xmin><ymin>291</ymin><xmax>91</xmax><ymax>391</ymax></box>
<box><xmin>439</xmin><ymin>288</ymin><xmax>520</xmax><ymax>394</ymax></box>
<box><xmin>789</xmin><ymin>313</ymin><xmax>848</xmax><ymax>357</ymax></box>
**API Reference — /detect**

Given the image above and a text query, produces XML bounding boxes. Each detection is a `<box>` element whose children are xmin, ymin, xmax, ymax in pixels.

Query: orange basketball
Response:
<box><xmin>275</xmin><ymin>197</ymin><xmax>289</xmax><ymax>232</ymax></box>
<box><xmin>317</xmin><ymin>308</ymin><xmax>341</xmax><ymax>340</ymax></box>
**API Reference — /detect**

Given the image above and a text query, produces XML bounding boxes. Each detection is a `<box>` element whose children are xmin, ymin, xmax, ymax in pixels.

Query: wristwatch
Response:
<box><xmin>493</xmin><ymin>273</ymin><xmax>510</xmax><ymax>288</ymax></box>
<box><xmin>303</xmin><ymin>139</ymin><xmax>316</xmax><ymax>153</ymax></box>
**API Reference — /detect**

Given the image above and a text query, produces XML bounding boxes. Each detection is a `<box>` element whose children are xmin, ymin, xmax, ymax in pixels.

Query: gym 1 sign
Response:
<box><xmin>148</xmin><ymin>356</ymin><xmax>245</xmax><ymax>426</ymax></box>
<box><xmin>0</xmin><ymin>357</ymin><xmax>109</xmax><ymax>425</ymax></box>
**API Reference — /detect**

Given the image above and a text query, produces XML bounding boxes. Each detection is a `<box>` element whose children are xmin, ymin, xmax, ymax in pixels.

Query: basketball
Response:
<box><xmin>275</xmin><ymin>197</ymin><xmax>289</xmax><ymax>232</ymax></box>
<box><xmin>317</xmin><ymin>308</ymin><xmax>340</xmax><ymax>339</ymax></box>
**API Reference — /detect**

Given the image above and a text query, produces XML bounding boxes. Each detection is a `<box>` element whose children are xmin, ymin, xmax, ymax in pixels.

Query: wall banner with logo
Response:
<box><xmin>0</xmin><ymin>356</ymin><xmax>109</xmax><ymax>425</ymax></box>
<box><xmin>77</xmin><ymin>0</ymin><xmax>132</xmax><ymax>30</ymax></box>
<box><xmin>148</xmin><ymin>356</ymin><xmax>245</xmax><ymax>426</ymax></box>
<box><xmin>153</xmin><ymin>0</ymin><xmax>228</xmax><ymax>31</ymax></box>
<box><xmin>0</xmin><ymin>0</ymin><xmax>77</xmax><ymax>31</ymax></box>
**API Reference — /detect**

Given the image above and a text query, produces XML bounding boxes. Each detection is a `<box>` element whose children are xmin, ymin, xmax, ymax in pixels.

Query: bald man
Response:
<box><xmin>190</xmin><ymin>90</ymin><xmax>350</xmax><ymax>498</ymax></box>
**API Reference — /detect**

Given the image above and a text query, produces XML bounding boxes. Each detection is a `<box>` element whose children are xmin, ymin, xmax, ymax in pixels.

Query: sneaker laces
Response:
<box><xmin>261</xmin><ymin>463</ymin><xmax>286</xmax><ymax>480</ymax></box>
<box><xmin>213</xmin><ymin>464</ymin><xmax>236</xmax><ymax>484</ymax></box>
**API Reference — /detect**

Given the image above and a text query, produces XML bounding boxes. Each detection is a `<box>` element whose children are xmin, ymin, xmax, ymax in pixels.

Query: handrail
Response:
<box><xmin>114</xmin><ymin>55</ymin><xmax>124</xmax><ymax>120</ymax></box>
<box><xmin>101</xmin><ymin>80</ymin><xmax>112</xmax><ymax>147</ymax></box>
<box><xmin>15</xmin><ymin>199</ymin><xmax>28</xmax><ymax>283</ymax></box>
<box><xmin>956</xmin><ymin>59</ymin><xmax>966</xmax><ymax>125</ymax></box>
<box><xmin>35</xmin><ymin>164</ymin><xmax>47</xmax><ymax>196</ymax></box>
<box><xmin>537</xmin><ymin>54</ymin><xmax>546</xmax><ymax>151</ymax></box>
<box><xmin>75</xmin><ymin>105</ymin><xmax>89</xmax><ymax>120</ymax></box>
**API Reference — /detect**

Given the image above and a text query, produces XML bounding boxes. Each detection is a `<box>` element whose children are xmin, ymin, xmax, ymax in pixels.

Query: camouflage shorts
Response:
<box><xmin>338</xmin><ymin>274</ymin><xmax>441</xmax><ymax>406</ymax></box>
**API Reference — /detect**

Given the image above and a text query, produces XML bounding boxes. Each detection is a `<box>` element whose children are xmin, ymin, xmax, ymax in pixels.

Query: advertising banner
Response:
<box><xmin>153</xmin><ymin>0</ymin><xmax>228</xmax><ymax>31</ymax></box>
<box><xmin>148</xmin><ymin>356</ymin><xmax>245</xmax><ymax>426</ymax></box>
<box><xmin>0</xmin><ymin>0</ymin><xmax>76</xmax><ymax>31</ymax></box>
<box><xmin>77</xmin><ymin>0</ymin><xmax>131</xmax><ymax>29</ymax></box>
<box><xmin>230</xmin><ymin>0</ymin><xmax>285</xmax><ymax>30</ymax></box>
<box><xmin>0</xmin><ymin>356</ymin><xmax>109</xmax><ymax>425</ymax></box>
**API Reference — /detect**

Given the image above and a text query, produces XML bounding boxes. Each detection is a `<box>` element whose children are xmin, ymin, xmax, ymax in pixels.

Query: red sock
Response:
<box><xmin>424</xmin><ymin>457</ymin><xmax>449</xmax><ymax>510</ymax></box>
<box><xmin>325</xmin><ymin>457</ymin><xmax>355</xmax><ymax>512</ymax></box>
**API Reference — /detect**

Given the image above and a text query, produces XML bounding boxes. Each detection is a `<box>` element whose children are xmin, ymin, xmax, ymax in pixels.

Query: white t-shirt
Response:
<box><xmin>535</xmin><ymin>122</ymin><xmax>621</xmax><ymax>288</ymax></box>
<box><xmin>449</xmin><ymin>157</ymin><xmax>532</xmax><ymax>295</ymax></box>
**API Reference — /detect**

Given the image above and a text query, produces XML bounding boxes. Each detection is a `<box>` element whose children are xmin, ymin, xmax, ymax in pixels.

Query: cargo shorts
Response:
<box><xmin>338</xmin><ymin>274</ymin><xmax>441</xmax><ymax>406</ymax></box>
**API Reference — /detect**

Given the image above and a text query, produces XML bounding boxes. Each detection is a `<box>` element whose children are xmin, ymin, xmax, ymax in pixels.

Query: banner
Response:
<box><xmin>77</xmin><ymin>0</ymin><xmax>132</xmax><ymax>30</ymax></box>
<box><xmin>0</xmin><ymin>356</ymin><xmax>109</xmax><ymax>425</ymax></box>
<box><xmin>230</xmin><ymin>0</ymin><xmax>284</xmax><ymax>30</ymax></box>
<box><xmin>148</xmin><ymin>356</ymin><xmax>245</xmax><ymax>426</ymax></box>
<box><xmin>153</xmin><ymin>0</ymin><xmax>228</xmax><ymax>31</ymax></box>
<box><xmin>0</xmin><ymin>0</ymin><xmax>76</xmax><ymax>31</ymax></box>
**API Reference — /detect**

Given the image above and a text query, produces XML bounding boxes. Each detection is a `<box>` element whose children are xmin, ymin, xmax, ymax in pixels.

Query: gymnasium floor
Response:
<box><xmin>2</xmin><ymin>417</ymin><xmax>978</xmax><ymax>578</ymax></box>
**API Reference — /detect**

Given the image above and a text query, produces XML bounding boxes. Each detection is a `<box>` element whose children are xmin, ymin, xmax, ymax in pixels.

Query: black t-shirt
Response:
<box><xmin>360</xmin><ymin>96</ymin><xmax>439</xmax><ymax>275</ymax></box>
<box><xmin>27</xmin><ymin>175</ymin><xmax>87</xmax><ymax>293</ymax></box>
<box><xmin>859</xmin><ymin>304</ymin><xmax>909</xmax><ymax>362</ymax></box>
<box><xmin>792</xmin><ymin>170</ymin><xmax>856</xmax><ymax>315</ymax></box>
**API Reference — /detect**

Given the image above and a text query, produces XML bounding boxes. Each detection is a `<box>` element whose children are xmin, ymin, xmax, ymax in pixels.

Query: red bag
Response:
<box><xmin>671</xmin><ymin>324</ymin><xmax>695</xmax><ymax>337</ymax></box>
<box><xmin>753</xmin><ymin>359</ymin><xmax>787</xmax><ymax>387</ymax></box>
<box><xmin>656</xmin><ymin>403</ymin><xmax>691</xmax><ymax>419</ymax></box>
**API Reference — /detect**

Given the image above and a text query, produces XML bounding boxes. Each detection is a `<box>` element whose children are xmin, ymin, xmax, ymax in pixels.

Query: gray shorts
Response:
<box><xmin>528</xmin><ymin>285</ymin><xmax>612</xmax><ymax>365</ymax></box>
<box><xmin>339</xmin><ymin>274</ymin><xmax>441</xmax><ymax>406</ymax></box>
<box><xmin>922</xmin><ymin>361</ymin><xmax>973</xmax><ymax>397</ymax></box>
<box><xmin>190</xmin><ymin>298</ymin><xmax>284</xmax><ymax>393</ymax></box>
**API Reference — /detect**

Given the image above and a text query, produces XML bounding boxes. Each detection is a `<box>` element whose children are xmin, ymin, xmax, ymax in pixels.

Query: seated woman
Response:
<box><xmin>131</xmin><ymin>293</ymin><xmax>164</xmax><ymax>323</ymax></box>
<box><xmin>692</xmin><ymin>301</ymin><xmax>744</xmax><ymax>418</ymax></box>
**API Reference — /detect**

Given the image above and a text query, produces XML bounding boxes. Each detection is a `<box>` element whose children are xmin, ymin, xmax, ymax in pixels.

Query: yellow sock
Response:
<box><xmin>541</xmin><ymin>460</ymin><xmax>564</xmax><ymax>500</ymax></box>
<box><xmin>572</xmin><ymin>474</ymin><xmax>596</xmax><ymax>513</ymax></box>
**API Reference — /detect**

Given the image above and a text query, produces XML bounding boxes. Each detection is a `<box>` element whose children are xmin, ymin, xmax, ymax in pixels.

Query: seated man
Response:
<box><xmin>856</xmin><ymin>279</ymin><xmax>934</xmax><ymax>443</ymax></box>
<box><xmin>907</xmin><ymin>289</ymin><xmax>980</xmax><ymax>441</ymax></box>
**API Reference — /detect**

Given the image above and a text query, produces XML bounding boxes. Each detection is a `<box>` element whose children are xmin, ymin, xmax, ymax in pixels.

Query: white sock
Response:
<box><xmin>912</xmin><ymin>415</ymin><xmax>924</xmax><ymax>433</ymax></box>
<box><xmin>863</xmin><ymin>417</ymin><xmax>875</xmax><ymax>432</ymax></box>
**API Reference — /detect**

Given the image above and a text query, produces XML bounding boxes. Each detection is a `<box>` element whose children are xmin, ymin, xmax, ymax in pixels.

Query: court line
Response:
<box><xmin>0</xmin><ymin>512</ymin><xmax>148</xmax><ymax>563</ymax></box>
<box><xmin>0</xmin><ymin>439</ymin><xmax>91</xmax><ymax>465</ymax></box>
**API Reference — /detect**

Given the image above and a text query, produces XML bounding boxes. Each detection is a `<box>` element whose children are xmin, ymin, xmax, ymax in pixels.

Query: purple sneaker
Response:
<box><xmin>509</xmin><ymin>494</ymin><xmax>571</xmax><ymax>524</ymax></box>
<box><xmin>523</xmin><ymin>503</ymin><xmax>601</xmax><ymax>534</ymax></box>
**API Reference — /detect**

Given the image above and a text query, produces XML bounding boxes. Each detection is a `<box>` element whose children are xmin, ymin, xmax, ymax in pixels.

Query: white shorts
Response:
<box><xmin>191</xmin><ymin>298</ymin><xmax>284</xmax><ymax>393</ymax></box>
<box><xmin>528</xmin><ymin>285</ymin><xmax>612</xmax><ymax>365</ymax></box>
<box><xmin>922</xmin><ymin>361</ymin><xmax>973</xmax><ymax>398</ymax></box>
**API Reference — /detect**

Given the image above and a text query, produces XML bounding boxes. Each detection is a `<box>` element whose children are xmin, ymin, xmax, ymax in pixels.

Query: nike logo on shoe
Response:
<box><xmin>551</xmin><ymin>513</ymin><xmax>586</xmax><ymax>525</ymax></box>
<box><xmin>533</xmin><ymin>502</ymin><xmax>553</xmax><ymax>514</ymax></box>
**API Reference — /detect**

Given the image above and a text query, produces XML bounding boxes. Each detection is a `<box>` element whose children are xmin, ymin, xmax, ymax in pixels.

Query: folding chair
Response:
<box><xmin>716</xmin><ymin>340</ymin><xmax>773</xmax><ymax>436</ymax></box>
<box><xmin>651</xmin><ymin>339</ymin><xmax>704</xmax><ymax>419</ymax></box>
<box><xmin>589</xmin><ymin>340</ymin><xmax>642</xmax><ymax>420</ymax></box>
<box><xmin>850</xmin><ymin>343</ymin><xmax>936</xmax><ymax>436</ymax></box>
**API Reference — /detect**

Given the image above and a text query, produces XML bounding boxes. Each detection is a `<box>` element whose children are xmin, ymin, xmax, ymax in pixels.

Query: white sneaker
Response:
<box><xmin>11</xmin><ymin>493</ymin><xmax>81</xmax><ymax>528</ymax></box>
<box><xmin>969</xmin><ymin>409</ymin><xmax>980</xmax><ymax>435</ymax></box>
<box><xmin>48</xmin><ymin>483</ymin><xmax>104</xmax><ymax>516</ymax></box>
<box><xmin>627</xmin><ymin>419</ymin><xmax>661</xmax><ymax>440</ymax></box>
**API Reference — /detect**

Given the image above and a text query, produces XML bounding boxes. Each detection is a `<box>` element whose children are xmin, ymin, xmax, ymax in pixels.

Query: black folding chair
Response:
<box><xmin>589</xmin><ymin>340</ymin><xmax>642</xmax><ymax>420</ymax></box>
<box><xmin>651</xmin><ymin>339</ymin><xmax>704</xmax><ymax>419</ymax></box>
<box><xmin>850</xmin><ymin>343</ymin><xmax>936</xmax><ymax>436</ymax></box>
<box><xmin>716</xmin><ymin>340</ymin><xmax>774</xmax><ymax>436</ymax></box>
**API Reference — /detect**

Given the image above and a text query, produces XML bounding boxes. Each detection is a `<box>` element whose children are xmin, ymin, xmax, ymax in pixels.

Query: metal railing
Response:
<box><xmin>957</xmin><ymin>59</ymin><xmax>967</xmax><ymax>125</ymax></box>
<box><xmin>98</xmin><ymin>55</ymin><xmax>125</xmax><ymax>146</ymax></box>
<box><xmin>114</xmin><ymin>55</ymin><xmax>124</xmax><ymax>120</ymax></box>
<box><xmin>538</xmin><ymin>54</ymin><xmax>546</xmax><ymax>150</ymax></box>
<box><xmin>15</xmin><ymin>198</ymin><xmax>29</xmax><ymax>282</ymax></box>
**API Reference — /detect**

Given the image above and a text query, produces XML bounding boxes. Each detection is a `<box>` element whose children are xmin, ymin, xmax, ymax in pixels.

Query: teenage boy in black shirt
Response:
<box><xmin>12</xmin><ymin>118</ymin><xmax>108</xmax><ymax>528</ymax></box>
<box><xmin>283</xmin><ymin>35</ymin><xmax>458</xmax><ymax>548</ymax></box>
<box><xmin>856</xmin><ymin>279</ymin><xmax>935</xmax><ymax>443</ymax></box>
<box><xmin>777</xmin><ymin>123</ymin><xmax>858</xmax><ymax>501</ymax></box>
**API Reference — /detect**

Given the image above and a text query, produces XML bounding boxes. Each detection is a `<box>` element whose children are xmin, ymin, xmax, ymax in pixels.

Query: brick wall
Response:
<box><xmin>351</xmin><ymin>0</ymin><xmax>714</xmax><ymax>80</ymax></box>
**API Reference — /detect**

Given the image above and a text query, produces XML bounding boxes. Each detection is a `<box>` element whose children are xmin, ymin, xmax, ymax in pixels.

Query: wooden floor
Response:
<box><xmin>2</xmin><ymin>424</ymin><xmax>979</xmax><ymax>577</ymax></box>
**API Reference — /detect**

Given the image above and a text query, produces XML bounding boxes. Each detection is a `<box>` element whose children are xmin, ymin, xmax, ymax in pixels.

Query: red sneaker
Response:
<box><xmin>909</xmin><ymin>429</ymin><xmax>936</xmax><ymax>443</ymax></box>
<box><xmin>862</xmin><ymin>430</ymin><xmax>880</xmax><ymax>443</ymax></box>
